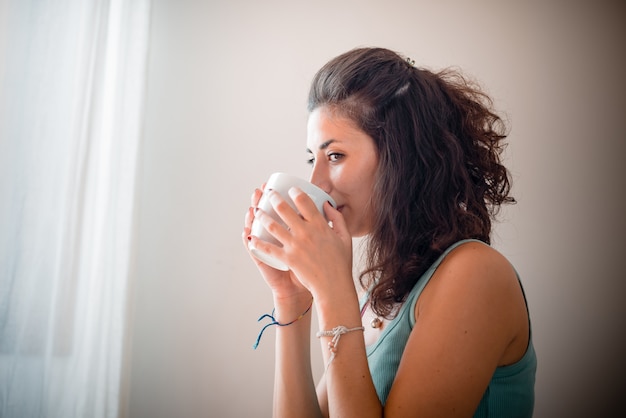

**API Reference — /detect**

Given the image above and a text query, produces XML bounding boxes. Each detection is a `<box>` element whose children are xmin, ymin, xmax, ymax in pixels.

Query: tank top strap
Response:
<box><xmin>359</xmin><ymin>239</ymin><xmax>487</xmax><ymax>317</ymax></box>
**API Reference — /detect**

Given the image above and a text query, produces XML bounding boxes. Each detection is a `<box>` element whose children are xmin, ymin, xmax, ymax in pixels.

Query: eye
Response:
<box><xmin>328</xmin><ymin>152</ymin><xmax>344</xmax><ymax>162</ymax></box>
<box><xmin>306</xmin><ymin>156</ymin><xmax>315</xmax><ymax>166</ymax></box>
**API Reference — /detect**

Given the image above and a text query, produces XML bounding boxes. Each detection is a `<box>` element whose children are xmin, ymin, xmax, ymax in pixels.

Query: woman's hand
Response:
<box><xmin>242</xmin><ymin>186</ymin><xmax>310</xmax><ymax>300</ymax></box>
<box><xmin>248</xmin><ymin>186</ymin><xmax>354</xmax><ymax>299</ymax></box>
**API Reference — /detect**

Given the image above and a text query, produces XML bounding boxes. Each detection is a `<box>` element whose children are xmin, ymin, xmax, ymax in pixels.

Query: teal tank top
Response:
<box><xmin>363</xmin><ymin>239</ymin><xmax>536</xmax><ymax>417</ymax></box>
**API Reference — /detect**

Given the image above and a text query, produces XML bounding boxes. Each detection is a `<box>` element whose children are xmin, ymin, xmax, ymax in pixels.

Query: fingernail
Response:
<box><xmin>288</xmin><ymin>187</ymin><xmax>302</xmax><ymax>199</ymax></box>
<box><xmin>268</xmin><ymin>190</ymin><xmax>281</xmax><ymax>204</ymax></box>
<box><xmin>247</xmin><ymin>235</ymin><xmax>252</xmax><ymax>241</ymax></box>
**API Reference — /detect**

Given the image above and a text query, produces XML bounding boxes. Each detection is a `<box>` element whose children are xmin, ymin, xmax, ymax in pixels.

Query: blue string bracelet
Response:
<box><xmin>253</xmin><ymin>297</ymin><xmax>314</xmax><ymax>349</ymax></box>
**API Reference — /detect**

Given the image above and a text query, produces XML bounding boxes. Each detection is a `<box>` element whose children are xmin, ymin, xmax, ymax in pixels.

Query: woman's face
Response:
<box><xmin>306</xmin><ymin>106</ymin><xmax>379</xmax><ymax>237</ymax></box>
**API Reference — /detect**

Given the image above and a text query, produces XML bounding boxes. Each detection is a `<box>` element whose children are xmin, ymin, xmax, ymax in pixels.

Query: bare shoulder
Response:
<box><xmin>416</xmin><ymin>240</ymin><xmax>529</xmax><ymax>365</ymax></box>
<box><xmin>384</xmin><ymin>241</ymin><xmax>529</xmax><ymax>415</ymax></box>
<box><xmin>420</xmin><ymin>241</ymin><xmax>520</xmax><ymax>309</ymax></box>
<box><xmin>442</xmin><ymin>240</ymin><xmax>515</xmax><ymax>279</ymax></box>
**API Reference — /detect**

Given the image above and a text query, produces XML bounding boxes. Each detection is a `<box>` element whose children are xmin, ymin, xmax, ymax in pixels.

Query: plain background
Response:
<box><xmin>126</xmin><ymin>1</ymin><xmax>626</xmax><ymax>417</ymax></box>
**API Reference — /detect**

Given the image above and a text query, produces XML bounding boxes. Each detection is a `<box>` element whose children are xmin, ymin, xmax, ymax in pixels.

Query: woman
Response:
<box><xmin>243</xmin><ymin>47</ymin><xmax>536</xmax><ymax>418</ymax></box>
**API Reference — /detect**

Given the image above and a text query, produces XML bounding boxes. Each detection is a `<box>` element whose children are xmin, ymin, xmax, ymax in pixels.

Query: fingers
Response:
<box><xmin>244</xmin><ymin>186</ymin><xmax>264</xmax><ymax>242</ymax></box>
<box><xmin>266</xmin><ymin>189</ymin><xmax>303</xmax><ymax>229</ymax></box>
<box><xmin>243</xmin><ymin>205</ymin><xmax>288</xmax><ymax>270</ymax></box>
<box><xmin>242</xmin><ymin>206</ymin><xmax>254</xmax><ymax>247</ymax></box>
<box><xmin>323</xmin><ymin>201</ymin><xmax>350</xmax><ymax>240</ymax></box>
<box><xmin>244</xmin><ymin>185</ymin><xmax>263</xmax><ymax>249</ymax></box>
<box><xmin>250</xmin><ymin>187</ymin><xmax>263</xmax><ymax>208</ymax></box>
<box><xmin>257</xmin><ymin>194</ymin><xmax>294</xmax><ymax>242</ymax></box>
<box><xmin>244</xmin><ymin>185</ymin><xmax>333</xmax><ymax>254</ymax></box>
<box><xmin>286</xmin><ymin>187</ymin><xmax>328</xmax><ymax>225</ymax></box>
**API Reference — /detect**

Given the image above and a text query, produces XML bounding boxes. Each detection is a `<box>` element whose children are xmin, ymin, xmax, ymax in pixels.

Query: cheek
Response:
<box><xmin>330</xmin><ymin>166</ymin><xmax>348</xmax><ymax>188</ymax></box>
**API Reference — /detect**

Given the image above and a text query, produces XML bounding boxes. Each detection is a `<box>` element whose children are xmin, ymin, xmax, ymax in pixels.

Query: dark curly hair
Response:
<box><xmin>308</xmin><ymin>47</ymin><xmax>515</xmax><ymax>318</ymax></box>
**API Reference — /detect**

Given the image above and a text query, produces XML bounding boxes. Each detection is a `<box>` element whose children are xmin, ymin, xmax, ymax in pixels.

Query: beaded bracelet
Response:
<box><xmin>253</xmin><ymin>297</ymin><xmax>314</xmax><ymax>349</ymax></box>
<box><xmin>316</xmin><ymin>325</ymin><xmax>365</xmax><ymax>368</ymax></box>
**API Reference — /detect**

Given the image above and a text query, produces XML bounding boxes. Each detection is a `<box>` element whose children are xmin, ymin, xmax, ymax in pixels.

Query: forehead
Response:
<box><xmin>306</xmin><ymin>107</ymin><xmax>365</xmax><ymax>150</ymax></box>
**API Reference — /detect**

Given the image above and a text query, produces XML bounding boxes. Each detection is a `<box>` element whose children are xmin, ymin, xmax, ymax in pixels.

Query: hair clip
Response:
<box><xmin>406</xmin><ymin>57</ymin><xmax>415</xmax><ymax>67</ymax></box>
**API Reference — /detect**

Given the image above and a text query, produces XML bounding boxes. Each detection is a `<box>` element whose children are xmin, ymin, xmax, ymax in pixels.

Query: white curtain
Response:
<box><xmin>0</xmin><ymin>1</ymin><xmax>150</xmax><ymax>417</ymax></box>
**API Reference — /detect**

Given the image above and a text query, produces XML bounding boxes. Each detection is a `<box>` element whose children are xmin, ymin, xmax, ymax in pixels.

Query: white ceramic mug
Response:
<box><xmin>249</xmin><ymin>172</ymin><xmax>336</xmax><ymax>271</ymax></box>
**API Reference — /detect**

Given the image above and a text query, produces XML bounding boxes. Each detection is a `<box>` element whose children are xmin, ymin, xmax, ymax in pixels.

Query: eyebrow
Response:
<box><xmin>306</xmin><ymin>139</ymin><xmax>337</xmax><ymax>154</ymax></box>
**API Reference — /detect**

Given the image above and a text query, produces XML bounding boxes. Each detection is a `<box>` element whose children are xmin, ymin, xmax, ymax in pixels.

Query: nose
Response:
<box><xmin>309</xmin><ymin>162</ymin><xmax>332</xmax><ymax>194</ymax></box>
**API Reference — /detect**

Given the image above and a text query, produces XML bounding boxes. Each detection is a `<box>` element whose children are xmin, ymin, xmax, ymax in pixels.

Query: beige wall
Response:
<box><xmin>127</xmin><ymin>1</ymin><xmax>626</xmax><ymax>417</ymax></box>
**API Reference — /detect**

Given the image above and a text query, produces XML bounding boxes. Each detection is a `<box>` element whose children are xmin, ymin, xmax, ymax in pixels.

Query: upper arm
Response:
<box><xmin>384</xmin><ymin>242</ymin><xmax>526</xmax><ymax>417</ymax></box>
